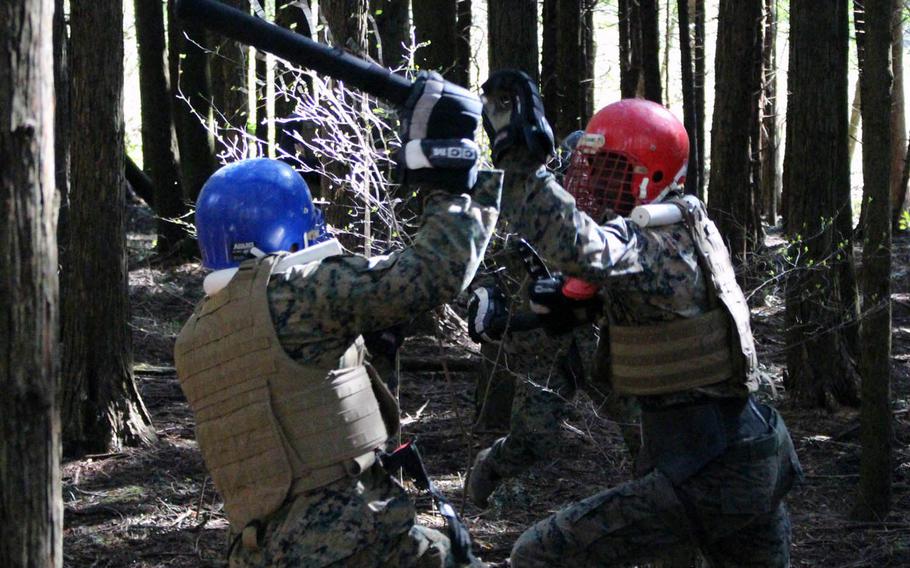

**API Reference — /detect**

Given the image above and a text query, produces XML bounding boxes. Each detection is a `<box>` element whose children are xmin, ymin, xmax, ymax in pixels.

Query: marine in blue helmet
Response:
<box><xmin>174</xmin><ymin>72</ymin><xmax>501</xmax><ymax>567</ymax></box>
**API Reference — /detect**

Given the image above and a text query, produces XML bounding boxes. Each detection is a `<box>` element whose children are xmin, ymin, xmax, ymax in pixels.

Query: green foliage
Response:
<box><xmin>899</xmin><ymin>209</ymin><xmax>910</xmax><ymax>232</ymax></box>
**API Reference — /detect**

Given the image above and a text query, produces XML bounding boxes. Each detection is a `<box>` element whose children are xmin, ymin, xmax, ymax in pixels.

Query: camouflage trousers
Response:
<box><xmin>510</xmin><ymin>406</ymin><xmax>800</xmax><ymax>567</ymax></box>
<box><xmin>229</xmin><ymin>464</ymin><xmax>459</xmax><ymax>568</ymax></box>
<box><xmin>483</xmin><ymin>325</ymin><xmax>640</xmax><ymax>478</ymax></box>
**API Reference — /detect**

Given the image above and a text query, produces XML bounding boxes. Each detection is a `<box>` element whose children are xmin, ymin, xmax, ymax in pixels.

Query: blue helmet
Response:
<box><xmin>195</xmin><ymin>158</ymin><xmax>329</xmax><ymax>270</ymax></box>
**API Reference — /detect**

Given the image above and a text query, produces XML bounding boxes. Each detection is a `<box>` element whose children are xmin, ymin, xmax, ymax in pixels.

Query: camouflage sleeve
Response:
<box><xmin>269</xmin><ymin>171</ymin><xmax>502</xmax><ymax>364</ymax></box>
<box><xmin>498</xmin><ymin>151</ymin><xmax>654</xmax><ymax>284</ymax></box>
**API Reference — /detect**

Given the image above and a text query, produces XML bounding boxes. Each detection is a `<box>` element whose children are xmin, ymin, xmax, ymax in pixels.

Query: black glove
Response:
<box><xmin>399</xmin><ymin>71</ymin><xmax>482</xmax><ymax>193</ymax></box>
<box><xmin>480</xmin><ymin>69</ymin><xmax>555</xmax><ymax>165</ymax></box>
<box><xmin>529</xmin><ymin>276</ymin><xmax>601</xmax><ymax>334</ymax></box>
<box><xmin>467</xmin><ymin>286</ymin><xmax>509</xmax><ymax>343</ymax></box>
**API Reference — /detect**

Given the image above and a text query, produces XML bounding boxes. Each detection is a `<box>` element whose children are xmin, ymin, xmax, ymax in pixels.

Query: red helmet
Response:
<box><xmin>564</xmin><ymin>99</ymin><xmax>689</xmax><ymax>219</ymax></box>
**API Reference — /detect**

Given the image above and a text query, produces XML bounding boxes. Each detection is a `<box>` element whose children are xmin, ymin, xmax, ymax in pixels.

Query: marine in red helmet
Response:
<box><xmin>464</xmin><ymin>131</ymin><xmax>641</xmax><ymax>510</ymax></box>
<box><xmin>565</xmin><ymin>99</ymin><xmax>690</xmax><ymax>220</ymax></box>
<box><xmin>476</xmin><ymin>70</ymin><xmax>802</xmax><ymax>568</ymax></box>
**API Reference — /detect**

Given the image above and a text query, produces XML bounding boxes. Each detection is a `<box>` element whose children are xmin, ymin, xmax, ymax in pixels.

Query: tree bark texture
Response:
<box><xmin>209</xmin><ymin>0</ymin><xmax>250</xmax><ymax>148</ymax></box>
<box><xmin>552</xmin><ymin>0</ymin><xmax>595</xmax><ymax>137</ymax></box>
<box><xmin>694</xmin><ymin>0</ymin><xmax>706</xmax><ymax>199</ymax></box>
<box><xmin>319</xmin><ymin>0</ymin><xmax>369</xmax><ymax>246</ymax></box>
<box><xmin>618</xmin><ymin>0</ymin><xmax>643</xmax><ymax>98</ymax></box>
<box><xmin>556</xmin><ymin>0</ymin><xmax>584</xmax><ymax>136</ymax></box>
<box><xmin>760</xmin><ymin>0</ymin><xmax>779</xmax><ymax>224</ymax></box>
<box><xmin>454</xmin><ymin>0</ymin><xmax>472</xmax><ymax>87</ymax></box>
<box><xmin>413</xmin><ymin>0</ymin><xmax>459</xmax><ymax>78</ymax></box>
<box><xmin>889</xmin><ymin>4</ymin><xmax>907</xmax><ymax>227</ymax></box>
<box><xmin>53</xmin><ymin>0</ymin><xmax>70</xmax><ymax>266</ymax></box>
<box><xmin>62</xmin><ymin>0</ymin><xmax>157</xmax><ymax>456</ymax></box>
<box><xmin>0</xmin><ymin>1</ymin><xmax>62</xmax><ymax>566</ymax></box>
<box><xmin>374</xmin><ymin>0</ymin><xmax>410</xmax><ymax>68</ymax></box>
<box><xmin>542</xmin><ymin>0</ymin><xmax>559</xmax><ymax>127</ymax></box>
<box><xmin>707</xmin><ymin>0</ymin><xmax>763</xmax><ymax>261</ymax></box>
<box><xmin>782</xmin><ymin>0</ymin><xmax>860</xmax><ymax>408</ymax></box>
<box><xmin>749</xmin><ymin>0</ymin><xmax>764</xmax><ymax>229</ymax></box>
<box><xmin>488</xmin><ymin>0</ymin><xmax>539</xmax><ymax>83</ymax></box>
<box><xmin>582</xmin><ymin>0</ymin><xmax>596</xmax><ymax>124</ymax></box>
<box><xmin>639</xmin><ymin>0</ymin><xmax>663</xmax><ymax>103</ymax></box>
<box><xmin>678</xmin><ymin>0</ymin><xmax>699</xmax><ymax>195</ymax></box>
<box><xmin>322</xmin><ymin>0</ymin><xmax>369</xmax><ymax>53</ymax></box>
<box><xmin>135</xmin><ymin>0</ymin><xmax>186</xmax><ymax>256</ymax></box>
<box><xmin>167</xmin><ymin>0</ymin><xmax>215</xmax><ymax>202</ymax></box>
<box><xmin>273</xmin><ymin>0</ymin><xmax>313</xmax><ymax>163</ymax></box>
<box><xmin>854</xmin><ymin>0</ymin><xmax>894</xmax><ymax>522</ymax></box>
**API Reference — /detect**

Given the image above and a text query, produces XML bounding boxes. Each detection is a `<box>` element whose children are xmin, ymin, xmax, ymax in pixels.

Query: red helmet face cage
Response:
<box><xmin>564</xmin><ymin>100</ymin><xmax>689</xmax><ymax>220</ymax></box>
<box><xmin>565</xmin><ymin>147</ymin><xmax>641</xmax><ymax>220</ymax></box>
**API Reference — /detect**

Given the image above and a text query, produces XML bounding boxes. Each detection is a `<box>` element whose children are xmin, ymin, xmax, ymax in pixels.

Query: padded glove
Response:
<box><xmin>399</xmin><ymin>71</ymin><xmax>482</xmax><ymax>193</ymax></box>
<box><xmin>480</xmin><ymin>69</ymin><xmax>555</xmax><ymax>165</ymax></box>
<box><xmin>467</xmin><ymin>286</ymin><xmax>509</xmax><ymax>343</ymax></box>
<box><xmin>529</xmin><ymin>276</ymin><xmax>601</xmax><ymax>334</ymax></box>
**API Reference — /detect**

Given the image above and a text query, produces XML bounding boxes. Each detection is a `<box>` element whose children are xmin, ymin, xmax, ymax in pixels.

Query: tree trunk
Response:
<box><xmin>853</xmin><ymin>0</ymin><xmax>894</xmax><ymax>522</ymax></box>
<box><xmin>454</xmin><ymin>0</ymin><xmax>472</xmax><ymax>87</ymax></box>
<box><xmin>62</xmin><ymin>0</ymin><xmax>157</xmax><ymax>456</ymax></box>
<box><xmin>254</xmin><ymin>45</ymin><xmax>268</xmax><ymax>151</ymax></box>
<box><xmin>274</xmin><ymin>0</ymin><xmax>313</xmax><ymax>162</ymax></box>
<box><xmin>618</xmin><ymin>0</ymin><xmax>644</xmax><ymax>98</ymax></box>
<box><xmin>678</xmin><ymin>0</ymin><xmax>699</xmax><ymax>195</ymax></box>
<box><xmin>639</xmin><ymin>0</ymin><xmax>663</xmax><ymax>103</ymax></box>
<box><xmin>542</xmin><ymin>0</ymin><xmax>559</xmax><ymax>127</ymax></box>
<box><xmin>899</xmin><ymin>135</ymin><xmax>910</xmax><ymax>220</ymax></box>
<box><xmin>749</xmin><ymin>1</ymin><xmax>764</xmax><ymax>234</ymax></box>
<box><xmin>760</xmin><ymin>0</ymin><xmax>779</xmax><ymax>225</ymax></box>
<box><xmin>0</xmin><ymin>2</ymin><xmax>62</xmax><ymax>566</ymax></box>
<box><xmin>854</xmin><ymin>1</ymin><xmax>867</xmax><ymax>70</ymax></box>
<box><xmin>488</xmin><ymin>0</ymin><xmax>539</xmax><ymax>82</ymax></box>
<box><xmin>374</xmin><ymin>0</ymin><xmax>410</xmax><ymax>68</ymax></box>
<box><xmin>663</xmin><ymin>0</ymin><xmax>671</xmax><ymax>98</ymax></box>
<box><xmin>135</xmin><ymin>0</ymin><xmax>186</xmax><ymax>256</ymax></box>
<box><xmin>694</xmin><ymin>0</ymin><xmax>706</xmax><ymax>199</ymax></box>
<box><xmin>556</xmin><ymin>0</ymin><xmax>582</xmax><ymax>136</ymax></box>
<box><xmin>209</xmin><ymin>0</ymin><xmax>250</xmax><ymax>150</ymax></box>
<box><xmin>783</xmin><ymin>0</ymin><xmax>860</xmax><ymax>408</ymax></box>
<box><xmin>319</xmin><ymin>0</ymin><xmax>369</xmax><ymax>246</ymax></box>
<box><xmin>167</xmin><ymin>0</ymin><xmax>215</xmax><ymax>202</ymax></box>
<box><xmin>582</xmin><ymin>0</ymin><xmax>596</xmax><ymax>124</ymax></box>
<box><xmin>889</xmin><ymin>5</ymin><xmax>907</xmax><ymax>227</ymax></box>
<box><xmin>413</xmin><ymin>0</ymin><xmax>459</xmax><ymax>78</ymax></box>
<box><xmin>707</xmin><ymin>0</ymin><xmax>763</xmax><ymax>262</ymax></box>
<box><xmin>54</xmin><ymin>0</ymin><xmax>70</xmax><ymax>262</ymax></box>
<box><xmin>322</xmin><ymin>0</ymin><xmax>368</xmax><ymax>53</ymax></box>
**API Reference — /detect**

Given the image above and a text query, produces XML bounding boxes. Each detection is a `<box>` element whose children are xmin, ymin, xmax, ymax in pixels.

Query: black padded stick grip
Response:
<box><xmin>176</xmin><ymin>0</ymin><xmax>413</xmax><ymax>105</ymax></box>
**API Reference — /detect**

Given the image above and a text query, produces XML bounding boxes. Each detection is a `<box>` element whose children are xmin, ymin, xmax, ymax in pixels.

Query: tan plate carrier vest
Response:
<box><xmin>610</xmin><ymin>198</ymin><xmax>760</xmax><ymax>396</ymax></box>
<box><xmin>174</xmin><ymin>255</ymin><xmax>397</xmax><ymax>530</ymax></box>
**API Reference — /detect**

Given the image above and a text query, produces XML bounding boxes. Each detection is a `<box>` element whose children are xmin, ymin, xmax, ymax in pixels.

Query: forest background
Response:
<box><xmin>3</xmin><ymin>0</ymin><xmax>910</xmax><ymax>566</ymax></box>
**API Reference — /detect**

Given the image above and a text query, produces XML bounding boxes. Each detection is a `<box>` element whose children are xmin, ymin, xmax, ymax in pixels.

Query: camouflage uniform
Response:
<box><xmin>477</xmin><ymin>312</ymin><xmax>640</xmax><ymax>481</ymax></box>
<box><xmin>497</xmin><ymin>152</ymin><xmax>801</xmax><ymax>567</ymax></box>
<box><xmin>217</xmin><ymin>171</ymin><xmax>503</xmax><ymax>568</ymax></box>
<box><xmin>473</xmin><ymin>164</ymin><xmax>639</xmax><ymax>484</ymax></box>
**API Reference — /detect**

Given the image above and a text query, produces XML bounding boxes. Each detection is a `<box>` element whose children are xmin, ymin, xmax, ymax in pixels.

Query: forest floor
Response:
<box><xmin>62</xmin><ymin>200</ymin><xmax>910</xmax><ymax>567</ymax></box>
